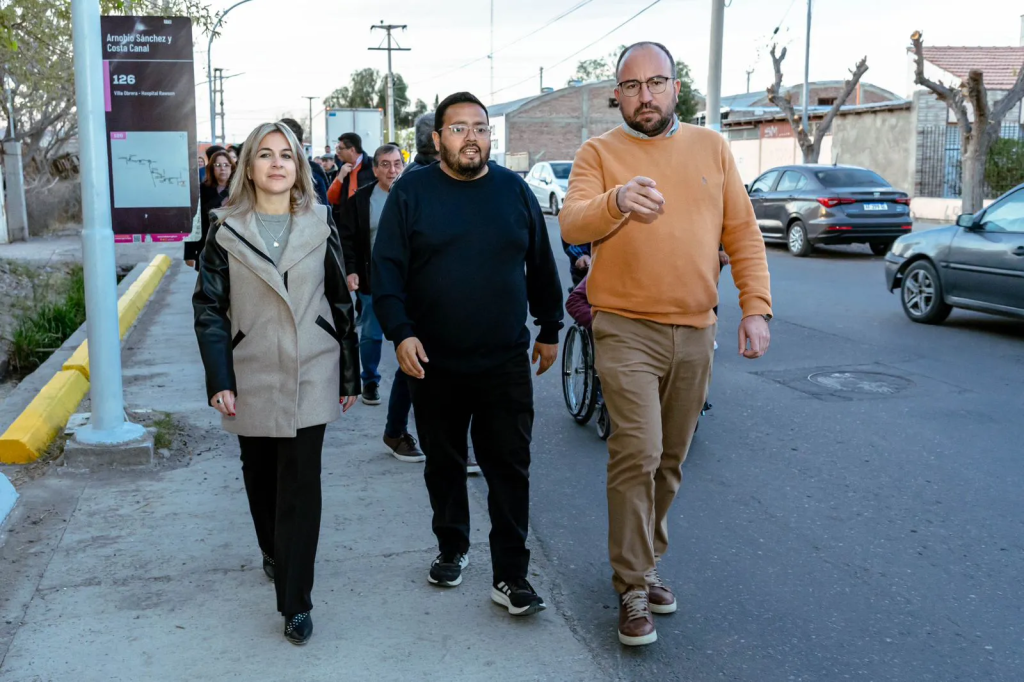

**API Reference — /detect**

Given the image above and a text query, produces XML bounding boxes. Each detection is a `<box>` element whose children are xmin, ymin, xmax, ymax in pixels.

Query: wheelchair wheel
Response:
<box><xmin>596</xmin><ymin>401</ymin><xmax>611</xmax><ymax>441</ymax></box>
<box><xmin>562</xmin><ymin>324</ymin><xmax>598</xmax><ymax>425</ymax></box>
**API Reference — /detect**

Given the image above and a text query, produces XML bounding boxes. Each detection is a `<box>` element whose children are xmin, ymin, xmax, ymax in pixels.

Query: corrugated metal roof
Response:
<box><xmin>488</xmin><ymin>95</ymin><xmax>540</xmax><ymax>117</ymax></box>
<box><xmin>920</xmin><ymin>46</ymin><xmax>1024</xmax><ymax>89</ymax></box>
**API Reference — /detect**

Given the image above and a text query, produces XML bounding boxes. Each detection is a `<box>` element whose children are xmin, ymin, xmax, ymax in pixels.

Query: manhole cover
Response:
<box><xmin>807</xmin><ymin>371</ymin><xmax>913</xmax><ymax>395</ymax></box>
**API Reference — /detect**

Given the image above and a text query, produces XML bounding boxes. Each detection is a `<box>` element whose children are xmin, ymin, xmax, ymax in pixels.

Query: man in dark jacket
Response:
<box><xmin>329</xmin><ymin>132</ymin><xmax>376</xmax><ymax>228</ymax></box>
<box><xmin>372</xmin><ymin>92</ymin><xmax>563</xmax><ymax>616</ymax></box>
<box><xmin>402</xmin><ymin>112</ymin><xmax>438</xmax><ymax>174</ymax></box>
<box><xmin>339</xmin><ymin>144</ymin><xmax>421</xmax><ymax>461</ymax></box>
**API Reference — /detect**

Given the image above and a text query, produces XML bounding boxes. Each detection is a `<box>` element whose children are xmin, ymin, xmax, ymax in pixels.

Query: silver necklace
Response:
<box><xmin>255</xmin><ymin>212</ymin><xmax>289</xmax><ymax>248</ymax></box>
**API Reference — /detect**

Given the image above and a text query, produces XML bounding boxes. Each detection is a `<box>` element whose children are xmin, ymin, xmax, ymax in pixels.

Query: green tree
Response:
<box><xmin>0</xmin><ymin>0</ymin><xmax>216</xmax><ymax>177</ymax></box>
<box><xmin>324</xmin><ymin>69</ymin><xmax>422</xmax><ymax>132</ymax></box>
<box><xmin>674</xmin><ymin>61</ymin><xmax>698</xmax><ymax>122</ymax></box>
<box><xmin>985</xmin><ymin>137</ymin><xmax>1024</xmax><ymax>196</ymax></box>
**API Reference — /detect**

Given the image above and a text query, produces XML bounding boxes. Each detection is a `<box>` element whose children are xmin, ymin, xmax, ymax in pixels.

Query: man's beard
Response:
<box><xmin>624</xmin><ymin>102</ymin><xmax>673</xmax><ymax>136</ymax></box>
<box><xmin>440</xmin><ymin>140</ymin><xmax>489</xmax><ymax>179</ymax></box>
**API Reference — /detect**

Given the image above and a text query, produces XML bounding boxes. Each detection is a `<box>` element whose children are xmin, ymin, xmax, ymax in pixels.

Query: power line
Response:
<box><xmin>410</xmin><ymin>0</ymin><xmax>597</xmax><ymax>86</ymax></box>
<box><xmin>492</xmin><ymin>0</ymin><xmax>663</xmax><ymax>97</ymax></box>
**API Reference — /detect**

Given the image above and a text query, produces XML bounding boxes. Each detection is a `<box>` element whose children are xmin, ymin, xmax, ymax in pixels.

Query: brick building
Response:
<box><xmin>489</xmin><ymin>80</ymin><xmax>621</xmax><ymax>170</ymax></box>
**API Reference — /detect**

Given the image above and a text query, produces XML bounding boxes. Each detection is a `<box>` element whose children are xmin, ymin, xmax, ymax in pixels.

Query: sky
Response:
<box><xmin>195</xmin><ymin>0</ymin><xmax>1023</xmax><ymax>148</ymax></box>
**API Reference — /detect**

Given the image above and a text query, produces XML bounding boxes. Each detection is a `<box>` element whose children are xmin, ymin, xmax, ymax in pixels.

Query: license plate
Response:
<box><xmin>863</xmin><ymin>203</ymin><xmax>888</xmax><ymax>211</ymax></box>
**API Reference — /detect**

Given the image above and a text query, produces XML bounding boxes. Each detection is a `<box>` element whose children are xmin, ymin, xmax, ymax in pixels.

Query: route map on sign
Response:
<box><xmin>110</xmin><ymin>131</ymin><xmax>191</xmax><ymax>209</ymax></box>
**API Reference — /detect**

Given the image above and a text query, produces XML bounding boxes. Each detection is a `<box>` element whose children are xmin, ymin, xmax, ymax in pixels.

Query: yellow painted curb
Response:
<box><xmin>63</xmin><ymin>255</ymin><xmax>174</xmax><ymax>380</ymax></box>
<box><xmin>0</xmin><ymin>371</ymin><xmax>91</xmax><ymax>464</ymax></box>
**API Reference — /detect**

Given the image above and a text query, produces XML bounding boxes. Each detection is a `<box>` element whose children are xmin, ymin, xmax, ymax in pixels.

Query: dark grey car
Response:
<box><xmin>885</xmin><ymin>183</ymin><xmax>1024</xmax><ymax>324</ymax></box>
<box><xmin>747</xmin><ymin>165</ymin><xmax>913</xmax><ymax>257</ymax></box>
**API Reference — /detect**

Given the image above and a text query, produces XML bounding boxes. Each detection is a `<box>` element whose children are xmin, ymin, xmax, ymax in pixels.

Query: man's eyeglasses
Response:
<box><xmin>376</xmin><ymin>161</ymin><xmax>404</xmax><ymax>171</ymax></box>
<box><xmin>617</xmin><ymin>76</ymin><xmax>674</xmax><ymax>97</ymax></box>
<box><xmin>442</xmin><ymin>124</ymin><xmax>493</xmax><ymax>138</ymax></box>
<box><xmin>212</xmin><ymin>163</ymin><xmax>232</xmax><ymax>169</ymax></box>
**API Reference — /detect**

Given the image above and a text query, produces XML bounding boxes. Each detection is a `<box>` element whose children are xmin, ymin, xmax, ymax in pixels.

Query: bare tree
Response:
<box><xmin>910</xmin><ymin>31</ymin><xmax>1024</xmax><ymax>213</ymax></box>
<box><xmin>766</xmin><ymin>45</ymin><xmax>868</xmax><ymax>164</ymax></box>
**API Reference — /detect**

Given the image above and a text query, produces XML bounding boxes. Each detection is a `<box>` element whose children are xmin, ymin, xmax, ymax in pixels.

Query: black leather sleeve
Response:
<box><xmin>324</xmin><ymin>217</ymin><xmax>361</xmax><ymax>398</ymax></box>
<box><xmin>192</xmin><ymin>222</ymin><xmax>236</xmax><ymax>401</ymax></box>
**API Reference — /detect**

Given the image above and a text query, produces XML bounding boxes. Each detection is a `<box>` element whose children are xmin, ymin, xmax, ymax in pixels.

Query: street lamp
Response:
<box><xmin>208</xmin><ymin>0</ymin><xmax>254</xmax><ymax>144</ymax></box>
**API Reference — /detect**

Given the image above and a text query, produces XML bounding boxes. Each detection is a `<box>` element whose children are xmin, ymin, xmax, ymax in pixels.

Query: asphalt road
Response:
<box><xmin>527</xmin><ymin>216</ymin><xmax>1024</xmax><ymax>682</ymax></box>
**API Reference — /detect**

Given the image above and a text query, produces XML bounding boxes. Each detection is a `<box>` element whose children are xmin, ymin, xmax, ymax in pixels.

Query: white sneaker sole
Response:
<box><xmin>490</xmin><ymin>587</ymin><xmax>546</xmax><ymax>616</ymax></box>
<box><xmin>618</xmin><ymin>629</ymin><xmax>658</xmax><ymax>646</ymax></box>
<box><xmin>388</xmin><ymin>448</ymin><xmax>425</xmax><ymax>463</ymax></box>
<box><xmin>427</xmin><ymin>573</ymin><xmax>462</xmax><ymax>587</ymax></box>
<box><xmin>650</xmin><ymin>601</ymin><xmax>677</xmax><ymax>614</ymax></box>
<box><xmin>362</xmin><ymin>397</ymin><xmax>382</xmax><ymax>406</ymax></box>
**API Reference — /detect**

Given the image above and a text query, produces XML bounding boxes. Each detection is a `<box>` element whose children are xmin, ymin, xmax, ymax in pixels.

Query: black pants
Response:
<box><xmin>410</xmin><ymin>354</ymin><xmax>534</xmax><ymax>581</ymax></box>
<box><xmin>238</xmin><ymin>424</ymin><xmax>326</xmax><ymax>616</ymax></box>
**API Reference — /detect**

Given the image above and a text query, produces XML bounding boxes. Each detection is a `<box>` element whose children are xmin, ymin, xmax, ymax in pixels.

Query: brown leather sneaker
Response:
<box><xmin>383</xmin><ymin>433</ymin><xmax>425</xmax><ymax>463</ymax></box>
<box><xmin>618</xmin><ymin>589</ymin><xmax>657</xmax><ymax>646</ymax></box>
<box><xmin>646</xmin><ymin>567</ymin><xmax>677</xmax><ymax>614</ymax></box>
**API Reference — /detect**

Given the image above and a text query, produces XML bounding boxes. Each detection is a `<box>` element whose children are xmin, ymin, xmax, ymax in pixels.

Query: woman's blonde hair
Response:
<box><xmin>212</xmin><ymin>121</ymin><xmax>318</xmax><ymax>226</ymax></box>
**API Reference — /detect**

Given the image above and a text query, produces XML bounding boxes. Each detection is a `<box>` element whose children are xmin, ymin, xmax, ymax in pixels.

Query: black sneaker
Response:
<box><xmin>491</xmin><ymin>577</ymin><xmax>547</xmax><ymax>616</ymax></box>
<box><xmin>284</xmin><ymin>611</ymin><xmax>312</xmax><ymax>645</ymax></box>
<box><xmin>428</xmin><ymin>551</ymin><xmax>468</xmax><ymax>587</ymax></box>
<box><xmin>362</xmin><ymin>382</ymin><xmax>381</xmax><ymax>405</ymax></box>
<box><xmin>261</xmin><ymin>550</ymin><xmax>275</xmax><ymax>582</ymax></box>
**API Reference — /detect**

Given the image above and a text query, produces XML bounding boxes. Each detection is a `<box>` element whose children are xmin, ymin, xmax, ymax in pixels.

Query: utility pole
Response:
<box><xmin>539</xmin><ymin>67</ymin><xmax>544</xmax><ymax>93</ymax></box>
<box><xmin>802</xmin><ymin>0</ymin><xmax>812</xmax><ymax>135</ymax></box>
<box><xmin>302</xmin><ymin>96</ymin><xmax>318</xmax><ymax>146</ymax></box>
<box><xmin>705</xmin><ymin>0</ymin><xmax>725</xmax><ymax>131</ymax></box>
<box><xmin>207</xmin><ymin>0</ymin><xmax>255</xmax><ymax>144</ymax></box>
<box><xmin>68</xmin><ymin>0</ymin><xmax>146</xmax><ymax>446</ymax></box>
<box><xmin>2</xmin><ymin>75</ymin><xmax>28</xmax><ymax>241</ymax></box>
<box><xmin>745</xmin><ymin>68</ymin><xmax>754</xmax><ymax>93</ymax></box>
<box><xmin>214</xmin><ymin>67</ymin><xmax>225</xmax><ymax>143</ymax></box>
<box><xmin>490</xmin><ymin>0</ymin><xmax>495</xmax><ymax>103</ymax></box>
<box><xmin>369</xmin><ymin>22</ymin><xmax>410</xmax><ymax>143</ymax></box>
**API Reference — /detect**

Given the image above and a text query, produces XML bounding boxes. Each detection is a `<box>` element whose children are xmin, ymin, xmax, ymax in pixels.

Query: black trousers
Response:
<box><xmin>238</xmin><ymin>424</ymin><xmax>326</xmax><ymax>616</ymax></box>
<box><xmin>409</xmin><ymin>354</ymin><xmax>534</xmax><ymax>581</ymax></box>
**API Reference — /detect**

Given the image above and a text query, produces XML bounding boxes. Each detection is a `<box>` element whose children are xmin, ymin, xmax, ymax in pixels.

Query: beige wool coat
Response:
<box><xmin>193</xmin><ymin>205</ymin><xmax>360</xmax><ymax>439</ymax></box>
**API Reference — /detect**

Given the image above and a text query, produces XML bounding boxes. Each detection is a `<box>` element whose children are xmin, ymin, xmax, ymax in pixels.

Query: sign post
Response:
<box><xmin>69</xmin><ymin>0</ymin><xmax>145</xmax><ymax>446</ymax></box>
<box><xmin>101</xmin><ymin>16</ymin><xmax>198</xmax><ymax>243</ymax></box>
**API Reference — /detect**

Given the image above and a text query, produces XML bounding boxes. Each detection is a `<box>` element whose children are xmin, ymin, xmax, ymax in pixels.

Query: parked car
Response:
<box><xmin>747</xmin><ymin>164</ymin><xmax>912</xmax><ymax>257</ymax></box>
<box><xmin>884</xmin><ymin>183</ymin><xmax>1024</xmax><ymax>324</ymax></box>
<box><xmin>526</xmin><ymin>161</ymin><xmax>572</xmax><ymax>215</ymax></box>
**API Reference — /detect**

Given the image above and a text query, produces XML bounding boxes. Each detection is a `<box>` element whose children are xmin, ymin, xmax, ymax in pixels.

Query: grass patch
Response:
<box><xmin>152</xmin><ymin>412</ymin><xmax>175</xmax><ymax>450</ymax></box>
<box><xmin>6</xmin><ymin>265</ymin><xmax>86</xmax><ymax>377</ymax></box>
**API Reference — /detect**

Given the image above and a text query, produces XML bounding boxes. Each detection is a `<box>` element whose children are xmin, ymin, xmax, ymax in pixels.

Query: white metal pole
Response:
<box><xmin>490</xmin><ymin>0</ymin><xmax>495</xmax><ymax>104</ymax></box>
<box><xmin>386</xmin><ymin>31</ymin><xmax>396</xmax><ymax>142</ymax></box>
<box><xmin>207</xmin><ymin>0</ymin><xmax>254</xmax><ymax>144</ymax></box>
<box><xmin>69</xmin><ymin>0</ymin><xmax>144</xmax><ymax>444</ymax></box>
<box><xmin>802</xmin><ymin>0</ymin><xmax>812</xmax><ymax>135</ymax></box>
<box><xmin>705</xmin><ymin>0</ymin><xmax>725</xmax><ymax>131</ymax></box>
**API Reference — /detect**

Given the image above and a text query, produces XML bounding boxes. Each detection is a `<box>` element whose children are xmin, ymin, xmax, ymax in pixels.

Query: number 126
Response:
<box><xmin>112</xmin><ymin>74</ymin><xmax>136</xmax><ymax>85</ymax></box>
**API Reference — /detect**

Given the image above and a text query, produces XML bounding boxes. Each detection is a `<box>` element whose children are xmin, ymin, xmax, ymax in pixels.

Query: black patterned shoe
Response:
<box><xmin>284</xmin><ymin>612</ymin><xmax>313</xmax><ymax>645</ymax></box>
<box><xmin>262</xmin><ymin>551</ymin><xmax>275</xmax><ymax>582</ymax></box>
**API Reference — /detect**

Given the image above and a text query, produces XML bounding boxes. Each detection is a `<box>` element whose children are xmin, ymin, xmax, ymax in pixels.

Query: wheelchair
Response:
<box><xmin>561</xmin><ymin>322</ymin><xmax>708</xmax><ymax>442</ymax></box>
<box><xmin>561</xmin><ymin>322</ymin><xmax>611</xmax><ymax>440</ymax></box>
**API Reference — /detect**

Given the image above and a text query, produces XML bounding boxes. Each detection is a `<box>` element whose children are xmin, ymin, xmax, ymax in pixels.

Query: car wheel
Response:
<box><xmin>900</xmin><ymin>260</ymin><xmax>952</xmax><ymax>324</ymax></box>
<box><xmin>787</xmin><ymin>220</ymin><xmax>813</xmax><ymax>257</ymax></box>
<box><xmin>550</xmin><ymin>194</ymin><xmax>559</xmax><ymax>216</ymax></box>
<box><xmin>870</xmin><ymin>241</ymin><xmax>893</xmax><ymax>256</ymax></box>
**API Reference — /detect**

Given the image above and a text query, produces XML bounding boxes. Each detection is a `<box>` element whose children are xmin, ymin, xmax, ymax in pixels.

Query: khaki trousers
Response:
<box><xmin>593</xmin><ymin>311</ymin><xmax>715</xmax><ymax>594</ymax></box>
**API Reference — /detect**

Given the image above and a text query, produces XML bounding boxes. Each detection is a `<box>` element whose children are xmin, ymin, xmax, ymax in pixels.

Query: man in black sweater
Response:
<box><xmin>373</xmin><ymin>92</ymin><xmax>563</xmax><ymax>617</ymax></box>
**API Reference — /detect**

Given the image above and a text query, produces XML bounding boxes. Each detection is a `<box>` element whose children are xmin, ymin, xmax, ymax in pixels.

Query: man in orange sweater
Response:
<box><xmin>560</xmin><ymin>42</ymin><xmax>773</xmax><ymax>648</ymax></box>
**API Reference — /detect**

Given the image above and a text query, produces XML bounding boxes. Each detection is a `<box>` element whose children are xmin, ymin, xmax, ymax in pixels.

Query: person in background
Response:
<box><xmin>372</xmin><ymin>91</ymin><xmax>563</xmax><ymax>616</ymax></box>
<box><xmin>322</xmin><ymin>155</ymin><xmax>339</xmax><ymax>185</ymax></box>
<box><xmin>560</xmin><ymin>41</ymin><xmax>772</xmax><ymax>647</ymax></box>
<box><xmin>324</xmin><ymin>144</ymin><xmax>332</xmax><ymax>156</ymax></box>
<box><xmin>280</xmin><ymin>118</ymin><xmax>328</xmax><ymax>206</ymax></box>
<box><xmin>563</xmin><ymin>241</ymin><xmax>592</xmax><ymax>287</ymax></box>
<box><xmin>198</xmin><ymin>144</ymin><xmax>224</xmax><ymax>183</ymax></box>
<box><xmin>328</xmin><ymin>133</ymin><xmax>375</xmax><ymax>228</ymax></box>
<box><xmin>339</xmin><ymin>144</ymin><xmax>422</xmax><ymax>462</ymax></box>
<box><xmin>402</xmin><ymin>112</ymin><xmax>438</xmax><ymax>174</ymax></box>
<box><xmin>227</xmin><ymin>146</ymin><xmax>239</xmax><ymax>165</ymax></box>
<box><xmin>185</xmin><ymin>148</ymin><xmax>235</xmax><ymax>269</ymax></box>
<box><xmin>193</xmin><ymin>121</ymin><xmax>359</xmax><ymax>646</ymax></box>
<box><xmin>197</xmin><ymin>153</ymin><xmax>207</xmax><ymax>182</ymax></box>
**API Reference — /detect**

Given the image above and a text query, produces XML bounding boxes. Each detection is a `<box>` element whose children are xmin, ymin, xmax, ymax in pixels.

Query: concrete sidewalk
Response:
<box><xmin>0</xmin><ymin>262</ymin><xmax>604</xmax><ymax>681</ymax></box>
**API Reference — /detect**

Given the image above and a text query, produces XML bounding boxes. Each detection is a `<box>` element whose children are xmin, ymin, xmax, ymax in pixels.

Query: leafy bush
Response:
<box><xmin>985</xmin><ymin>138</ymin><xmax>1024</xmax><ymax>197</ymax></box>
<box><xmin>7</xmin><ymin>265</ymin><xmax>86</xmax><ymax>376</ymax></box>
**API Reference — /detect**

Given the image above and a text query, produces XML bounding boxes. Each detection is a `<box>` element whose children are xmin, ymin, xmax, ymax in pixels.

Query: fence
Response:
<box><xmin>917</xmin><ymin>124</ymin><xmax>1024</xmax><ymax>199</ymax></box>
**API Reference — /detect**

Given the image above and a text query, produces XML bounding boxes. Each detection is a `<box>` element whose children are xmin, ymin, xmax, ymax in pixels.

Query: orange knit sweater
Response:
<box><xmin>559</xmin><ymin>123</ymin><xmax>772</xmax><ymax>328</ymax></box>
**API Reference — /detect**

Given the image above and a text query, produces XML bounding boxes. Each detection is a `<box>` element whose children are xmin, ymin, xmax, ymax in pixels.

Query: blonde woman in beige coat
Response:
<box><xmin>193</xmin><ymin>121</ymin><xmax>360</xmax><ymax>645</ymax></box>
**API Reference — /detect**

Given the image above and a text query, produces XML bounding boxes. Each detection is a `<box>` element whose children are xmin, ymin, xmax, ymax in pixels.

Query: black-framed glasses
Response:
<box><xmin>212</xmin><ymin>162</ymin><xmax>232</xmax><ymax>169</ymax></box>
<box><xmin>617</xmin><ymin>76</ymin><xmax>674</xmax><ymax>97</ymax></box>
<box><xmin>442</xmin><ymin>124</ymin><xmax>493</xmax><ymax>138</ymax></box>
